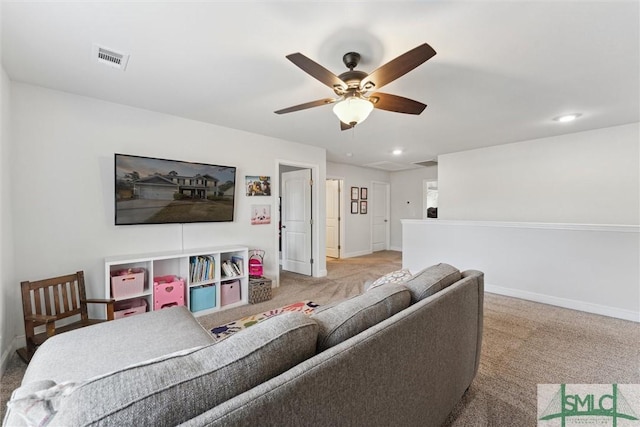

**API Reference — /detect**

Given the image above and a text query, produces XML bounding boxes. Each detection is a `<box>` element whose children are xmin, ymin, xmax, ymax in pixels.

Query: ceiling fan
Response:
<box><xmin>275</xmin><ymin>43</ymin><xmax>436</xmax><ymax>130</ymax></box>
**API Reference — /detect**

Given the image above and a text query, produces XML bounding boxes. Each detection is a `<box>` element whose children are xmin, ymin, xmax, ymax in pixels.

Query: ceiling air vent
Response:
<box><xmin>363</xmin><ymin>161</ymin><xmax>417</xmax><ymax>172</ymax></box>
<box><xmin>413</xmin><ymin>159</ymin><xmax>438</xmax><ymax>168</ymax></box>
<box><xmin>92</xmin><ymin>44</ymin><xmax>129</xmax><ymax>70</ymax></box>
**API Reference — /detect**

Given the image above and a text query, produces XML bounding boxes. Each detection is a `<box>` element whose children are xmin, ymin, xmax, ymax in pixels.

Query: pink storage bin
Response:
<box><xmin>114</xmin><ymin>298</ymin><xmax>148</xmax><ymax>319</ymax></box>
<box><xmin>153</xmin><ymin>276</ymin><xmax>185</xmax><ymax>310</ymax></box>
<box><xmin>111</xmin><ymin>268</ymin><xmax>145</xmax><ymax>298</ymax></box>
<box><xmin>221</xmin><ymin>280</ymin><xmax>241</xmax><ymax>306</ymax></box>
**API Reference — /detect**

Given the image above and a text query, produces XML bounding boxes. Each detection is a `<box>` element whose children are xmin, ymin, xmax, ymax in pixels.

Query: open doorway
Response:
<box><xmin>423</xmin><ymin>180</ymin><xmax>438</xmax><ymax>218</ymax></box>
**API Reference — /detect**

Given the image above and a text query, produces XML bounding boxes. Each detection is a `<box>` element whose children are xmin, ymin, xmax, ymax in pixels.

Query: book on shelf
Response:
<box><xmin>231</xmin><ymin>256</ymin><xmax>244</xmax><ymax>275</ymax></box>
<box><xmin>190</xmin><ymin>255</ymin><xmax>215</xmax><ymax>283</ymax></box>
<box><xmin>232</xmin><ymin>263</ymin><xmax>241</xmax><ymax>275</ymax></box>
<box><xmin>221</xmin><ymin>260</ymin><xmax>236</xmax><ymax>277</ymax></box>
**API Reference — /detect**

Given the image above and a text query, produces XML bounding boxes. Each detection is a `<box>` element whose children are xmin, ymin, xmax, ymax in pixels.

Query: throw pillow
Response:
<box><xmin>366</xmin><ymin>268</ymin><xmax>412</xmax><ymax>291</ymax></box>
<box><xmin>402</xmin><ymin>263</ymin><xmax>461</xmax><ymax>303</ymax></box>
<box><xmin>12</xmin><ymin>312</ymin><xmax>318</xmax><ymax>427</ymax></box>
<box><xmin>7</xmin><ymin>381</ymin><xmax>80</xmax><ymax>426</ymax></box>
<box><xmin>312</xmin><ymin>285</ymin><xmax>411</xmax><ymax>352</ymax></box>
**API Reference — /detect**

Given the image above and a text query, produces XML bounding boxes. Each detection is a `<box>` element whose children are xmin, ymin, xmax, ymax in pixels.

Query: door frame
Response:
<box><xmin>275</xmin><ymin>159</ymin><xmax>324</xmax><ymax>287</ymax></box>
<box><xmin>325</xmin><ymin>177</ymin><xmax>345</xmax><ymax>259</ymax></box>
<box><xmin>370</xmin><ymin>181</ymin><xmax>391</xmax><ymax>252</ymax></box>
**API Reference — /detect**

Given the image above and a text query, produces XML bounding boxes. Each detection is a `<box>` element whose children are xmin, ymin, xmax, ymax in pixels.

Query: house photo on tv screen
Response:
<box><xmin>114</xmin><ymin>154</ymin><xmax>236</xmax><ymax>225</ymax></box>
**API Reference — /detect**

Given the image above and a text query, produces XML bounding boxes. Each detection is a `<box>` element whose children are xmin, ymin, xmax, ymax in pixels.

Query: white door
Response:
<box><xmin>325</xmin><ymin>179</ymin><xmax>340</xmax><ymax>258</ymax></box>
<box><xmin>371</xmin><ymin>182</ymin><xmax>390</xmax><ymax>252</ymax></box>
<box><xmin>282</xmin><ymin>169</ymin><xmax>312</xmax><ymax>275</ymax></box>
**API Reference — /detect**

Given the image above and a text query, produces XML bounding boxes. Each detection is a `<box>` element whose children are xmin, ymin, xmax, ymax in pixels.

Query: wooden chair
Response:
<box><xmin>17</xmin><ymin>271</ymin><xmax>115</xmax><ymax>363</ymax></box>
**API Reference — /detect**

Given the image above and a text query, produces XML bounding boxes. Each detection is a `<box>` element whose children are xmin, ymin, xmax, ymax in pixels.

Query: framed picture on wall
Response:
<box><xmin>246</xmin><ymin>176</ymin><xmax>271</xmax><ymax>196</ymax></box>
<box><xmin>251</xmin><ymin>204</ymin><xmax>271</xmax><ymax>225</ymax></box>
<box><xmin>360</xmin><ymin>187</ymin><xmax>368</xmax><ymax>200</ymax></box>
<box><xmin>351</xmin><ymin>187</ymin><xmax>359</xmax><ymax>201</ymax></box>
<box><xmin>351</xmin><ymin>201</ymin><xmax>359</xmax><ymax>214</ymax></box>
<box><xmin>360</xmin><ymin>201</ymin><xmax>368</xmax><ymax>214</ymax></box>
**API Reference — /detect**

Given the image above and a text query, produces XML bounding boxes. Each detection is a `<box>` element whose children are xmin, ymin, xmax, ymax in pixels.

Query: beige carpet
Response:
<box><xmin>443</xmin><ymin>291</ymin><xmax>639</xmax><ymax>426</ymax></box>
<box><xmin>2</xmin><ymin>251</ymin><xmax>638</xmax><ymax>426</ymax></box>
<box><xmin>197</xmin><ymin>250</ymin><xmax>401</xmax><ymax>330</ymax></box>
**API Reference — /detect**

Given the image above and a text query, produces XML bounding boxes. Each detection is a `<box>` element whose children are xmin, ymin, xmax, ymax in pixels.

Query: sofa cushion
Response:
<box><xmin>311</xmin><ymin>285</ymin><xmax>411</xmax><ymax>352</ymax></box>
<box><xmin>402</xmin><ymin>263</ymin><xmax>461</xmax><ymax>303</ymax></box>
<box><xmin>10</xmin><ymin>312</ymin><xmax>318</xmax><ymax>427</ymax></box>
<box><xmin>366</xmin><ymin>268</ymin><xmax>412</xmax><ymax>291</ymax></box>
<box><xmin>22</xmin><ymin>305</ymin><xmax>216</xmax><ymax>385</ymax></box>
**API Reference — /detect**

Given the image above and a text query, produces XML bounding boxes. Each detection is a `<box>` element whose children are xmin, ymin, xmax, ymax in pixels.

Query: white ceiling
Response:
<box><xmin>2</xmin><ymin>1</ymin><xmax>638</xmax><ymax>170</ymax></box>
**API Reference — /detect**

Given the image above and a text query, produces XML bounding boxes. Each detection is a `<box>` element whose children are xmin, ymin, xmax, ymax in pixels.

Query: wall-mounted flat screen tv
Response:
<box><xmin>114</xmin><ymin>153</ymin><xmax>236</xmax><ymax>225</ymax></box>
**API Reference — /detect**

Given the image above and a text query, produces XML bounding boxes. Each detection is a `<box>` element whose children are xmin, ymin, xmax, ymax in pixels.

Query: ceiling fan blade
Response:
<box><xmin>286</xmin><ymin>53</ymin><xmax>348</xmax><ymax>91</ymax></box>
<box><xmin>340</xmin><ymin>121</ymin><xmax>354</xmax><ymax>131</ymax></box>
<box><xmin>361</xmin><ymin>43</ymin><xmax>436</xmax><ymax>91</ymax></box>
<box><xmin>369</xmin><ymin>92</ymin><xmax>426</xmax><ymax>115</ymax></box>
<box><xmin>275</xmin><ymin>98</ymin><xmax>337</xmax><ymax>114</ymax></box>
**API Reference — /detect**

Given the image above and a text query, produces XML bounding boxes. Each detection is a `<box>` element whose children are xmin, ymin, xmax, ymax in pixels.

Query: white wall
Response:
<box><xmin>7</xmin><ymin>83</ymin><xmax>326</xmax><ymax>357</ymax></box>
<box><xmin>389</xmin><ymin>165</ymin><xmax>438</xmax><ymax>250</ymax></box>
<box><xmin>438</xmin><ymin>123</ymin><xmax>640</xmax><ymax>225</ymax></box>
<box><xmin>402</xmin><ymin>123</ymin><xmax>640</xmax><ymax>322</ymax></box>
<box><xmin>0</xmin><ymin>66</ymin><xmax>16</xmax><ymax>372</ymax></box>
<box><xmin>326</xmin><ymin>162</ymin><xmax>389</xmax><ymax>257</ymax></box>
<box><xmin>403</xmin><ymin>220</ymin><xmax>639</xmax><ymax>322</ymax></box>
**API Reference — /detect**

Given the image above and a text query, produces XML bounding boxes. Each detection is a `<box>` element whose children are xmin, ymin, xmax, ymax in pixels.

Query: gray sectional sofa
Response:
<box><xmin>4</xmin><ymin>264</ymin><xmax>484</xmax><ymax>427</ymax></box>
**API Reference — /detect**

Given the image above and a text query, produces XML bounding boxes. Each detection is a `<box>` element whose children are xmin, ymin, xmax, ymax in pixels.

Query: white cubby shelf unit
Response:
<box><xmin>104</xmin><ymin>246</ymin><xmax>249</xmax><ymax>317</ymax></box>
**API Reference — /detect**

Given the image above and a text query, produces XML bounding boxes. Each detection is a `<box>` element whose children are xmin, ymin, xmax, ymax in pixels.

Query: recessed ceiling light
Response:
<box><xmin>346</xmin><ymin>152</ymin><xmax>353</xmax><ymax>157</ymax></box>
<box><xmin>392</xmin><ymin>149</ymin><xmax>403</xmax><ymax>155</ymax></box>
<box><xmin>553</xmin><ymin>113</ymin><xmax>582</xmax><ymax>123</ymax></box>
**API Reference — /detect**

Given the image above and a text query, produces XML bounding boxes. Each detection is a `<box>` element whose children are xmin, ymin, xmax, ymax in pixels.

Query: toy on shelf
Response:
<box><xmin>248</xmin><ymin>249</ymin><xmax>264</xmax><ymax>278</ymax></box>
<box><xmin>153</xmin><ymin>275</ymin><xmax>185</xmax><ymax>310</ymax></box>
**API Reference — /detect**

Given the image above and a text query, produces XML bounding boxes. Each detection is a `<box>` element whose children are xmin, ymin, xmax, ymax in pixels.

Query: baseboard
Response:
<box><xmin>389</xmin><ymin>246</ymin><xmax>402</xmax><ymax>252</ymax></box>
<box><xmin>0</xmin><ymin>335</ymin><xmax>23</xmax><ymax>377</ymax></box>
<box><xmin>340</xmin><ymin>250</ymin><xmax>372</xmax><ymax>259</ymax></box>
<box><xmin>340</xmin><ymin>249</ymin><xmax>401</xmax><ymax>259</ymax></box>
<box><xmin>485</xmin><ymin>284</ymin><xmax>640</xmax><ymax>323</ymax></box>
<box><xmin>0</xmin><ymin>343</ymin><xmax>9</xmax><ymax>377</ymax></box>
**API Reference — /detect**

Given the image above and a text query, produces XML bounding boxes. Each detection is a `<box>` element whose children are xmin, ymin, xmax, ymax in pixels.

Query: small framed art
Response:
<box><xmin>351</xmin><ymin>201</ymin><xmax>359</xmax><ymax>214</ymax></box>
<box><xmin>360</xmin><ymin>187</ymin><xmax>368</xmax><ymax>200</ymax></box>
<box><xmin>246</xmin><ymin>176</ymin><xmax>271</xmax><ymax>196</ymax></box>
<box><xmin>351</xmin><ymin>187</ymin><xmax>359</xmax><ymax>201</ymax></box>
<box><xmin>360</xmin><ymin>201</ymin><xmax>368</xmax><ymax>214</ymax></box>
<box><xmin>251</xmin><ymin>204</ymin><xmax>271</xmax><ymax>225</ymax></box>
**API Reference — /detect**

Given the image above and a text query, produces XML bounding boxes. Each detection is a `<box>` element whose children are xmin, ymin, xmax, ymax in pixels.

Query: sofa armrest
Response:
<box><xmin>461</xmin><ymin>269</ymin><xmax>484</xmax><ymax>377</ymax></box>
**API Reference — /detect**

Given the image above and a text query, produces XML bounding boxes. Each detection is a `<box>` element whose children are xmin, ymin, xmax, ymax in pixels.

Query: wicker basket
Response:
<box><xmin>249</xmin><ymin>277</ymin><xmax>272</xmax><ymax>304</ymax></box>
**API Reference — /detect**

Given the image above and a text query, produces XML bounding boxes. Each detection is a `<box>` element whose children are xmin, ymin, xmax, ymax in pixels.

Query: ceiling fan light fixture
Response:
<box><xmin>332</xmin><ymin>96</ymin><xmax>374</xmax><ymax>126</ymax></box>
<box><xmin>276</xmin><ymin>43</ymin><xmax>436</xmax><ymax>130</ymax></box>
